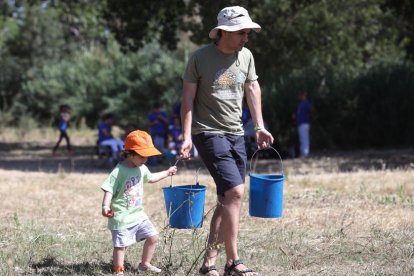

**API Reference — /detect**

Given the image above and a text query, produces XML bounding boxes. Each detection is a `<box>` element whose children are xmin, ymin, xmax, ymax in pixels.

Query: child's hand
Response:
<box><xmin>168</xmin><ymin>166</ymin><xmax>177</xmax><ymax>176</ymax></box>
<box><xmin>102</xmin><ymin>208</ymin><xmax>114</xmax><ymax>218</ymax></box>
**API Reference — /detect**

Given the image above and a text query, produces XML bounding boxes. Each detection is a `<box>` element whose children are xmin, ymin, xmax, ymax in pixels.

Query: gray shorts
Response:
<box><xmin>111</xmin><ymin>220</ymin><xmax>158</xmax><ymax>248</ymax></box>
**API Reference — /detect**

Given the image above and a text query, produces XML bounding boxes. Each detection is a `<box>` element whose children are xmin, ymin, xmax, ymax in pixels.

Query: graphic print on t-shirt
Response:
<box><xmin>212</xmin><ymin>68</ymin><xmax>246</xmax><ymax>100</ymax></box>
<box><xmin>124</xmin><ymin>175</ymin><xmax>143</xmax><ymax>207</ymax></box>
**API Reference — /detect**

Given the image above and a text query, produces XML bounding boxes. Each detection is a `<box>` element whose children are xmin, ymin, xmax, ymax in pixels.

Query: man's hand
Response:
<box><xmin>256</xmin><ymin>129</ymin><xmax>274</xmax><ymax>149</ymax></box>
<box><xmin>180</xmin><ymin>139</ymin><xmax>193</xmax><ymax>160</ymax></box>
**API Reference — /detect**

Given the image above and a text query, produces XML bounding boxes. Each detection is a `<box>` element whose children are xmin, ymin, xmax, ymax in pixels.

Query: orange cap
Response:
<box><xmin>124</xmin><ymin>130</ymin><xmax>161</xmax><ymax>157</ymax></box>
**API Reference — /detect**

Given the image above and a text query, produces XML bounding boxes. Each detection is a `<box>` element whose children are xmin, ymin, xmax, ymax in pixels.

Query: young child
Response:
<box><xmin>52</xmin><ymin>104</ymin><xmax>72</xmax><ymax>156</ymax></box>
<box><xmin>101</xmin><ymin>130</ymin><xmax>177</xmax><ymax>275</ymax></box>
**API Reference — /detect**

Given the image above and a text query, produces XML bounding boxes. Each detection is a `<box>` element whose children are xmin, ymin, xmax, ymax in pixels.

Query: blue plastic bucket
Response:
<box><xmin>249</xmin><ymin>147</ymin><xmax>284</xmax><ymax>218</ymax></box>
<box><xmin>162</xmin><ymin>184</ymin><xmax>206</xmax><ymax>229</ymax></box>
<box><xmin>249</xmin><ymin>174</ymin><xmax>284</xmax><ymax>218</ymax></box>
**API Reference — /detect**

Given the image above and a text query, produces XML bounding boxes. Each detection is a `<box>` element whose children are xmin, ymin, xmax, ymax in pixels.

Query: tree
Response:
<box><xmin>187</xmin><ymin>0</ymin><xmax>403</xmax><ymax>79</ymax></box>
<box><xmin>0</xmin><ymin>0</ymin><xmax>108</xmax><ymax>123</ymax></box>
<box><xmin>384</xmin><ymin>0</ymin><xmax>414</xmax><ymax>60</ymax></box>
<box><xmin>184</xmin><ymin>0</ymin><xmax>257</xmax><ymax>44</ymax></box>
<box><xmin>22</xmin><ymin>39</ymin><xmax>184</xmax><ymax>127</ymax></box>
<box><xmin>185</xmin><ymin>0</ymin><xmax>410</xmax><ymax>150</ymax></box>
<box><xmin>0</xmin><ymin>2</ymin><xmax>68</xmax><ymax>121</ymax></box>
<box><xmin>104</xmin><ymin>0</ymin><xmax>186</xmax><ymax>51</ymax></box>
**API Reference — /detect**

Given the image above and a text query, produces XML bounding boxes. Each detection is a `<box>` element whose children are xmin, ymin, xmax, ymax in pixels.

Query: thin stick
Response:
<box><xmin>170</xmin><ymin>158</ymin><xmax>182</xmax><ymax>187</ymax></box>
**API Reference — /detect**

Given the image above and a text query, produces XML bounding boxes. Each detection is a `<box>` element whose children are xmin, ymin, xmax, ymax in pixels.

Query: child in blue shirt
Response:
<box><xmin>52</xmin><ymin>104</ymin><xmax>73</xmax><ymax>156</ymax></box>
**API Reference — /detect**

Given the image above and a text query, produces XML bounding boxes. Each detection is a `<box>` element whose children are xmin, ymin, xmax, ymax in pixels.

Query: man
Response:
<box><xmin>179</xmin><ymin>6</ymin><xmax>274</xmax><ymax>276</ymax></box>
<box><xmin>296</xmin><ymin>91</ymin><xmax>313</xmax><ymax>158</ymax></box>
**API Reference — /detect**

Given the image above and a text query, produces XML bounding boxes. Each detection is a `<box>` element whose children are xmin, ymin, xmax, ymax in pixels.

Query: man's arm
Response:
<box><xmin>245</xmin><ymin>80</ymin><xmax>274</xmax><ymax>149</ymax></box>
<box><xmin>245</xmin><ymin>80</ymin><xmax>264</xmax><ymax>128</ymax></box>
<box><xmin>179</xmin><ymin>80</ymin><xmax>197</xmax><ymax>159</ymax></box>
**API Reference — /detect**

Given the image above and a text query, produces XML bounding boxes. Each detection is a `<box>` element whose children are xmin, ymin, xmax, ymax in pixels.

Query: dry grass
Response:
<box><xmin>0</xmin><ymin>128</ymin><xmax>413</xmax><ymax>275</ymax></box>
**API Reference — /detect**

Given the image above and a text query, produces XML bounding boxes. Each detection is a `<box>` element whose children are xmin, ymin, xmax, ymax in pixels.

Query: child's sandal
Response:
<box><xmin>113</xmin><ymin>266</ymin><xmax>124</xmax><ymax>275</ymax></box>
<box><xmin>224</xmin><ymin>259</ymin><xmax>258</xmax><ymax>276</ymax></box>
<box><xmin>199</xmin><ymin>265</ymin><xmax>219</xmax><ymax>275</ymax></box>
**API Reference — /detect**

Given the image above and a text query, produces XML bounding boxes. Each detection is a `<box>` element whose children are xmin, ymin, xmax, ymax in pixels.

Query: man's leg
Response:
<box><xmin>195</xmin><ymin>133</ymin><xmax>256</xmax><ymax>275</ymax></box>
<box><xmin>298</xmin><ymin>123</ymin><xmax>310</xmax><ymax>157</ymax></box>
<box><xmin>222</xmin><ymin>186</ymin><xmax>257</xmax><ymax>276</ymax></box>
<box><xmin>298</xmin><ymin>124</ymin><xmax>307</xmax><ymax>157</ymax></box>
<box><xmin>303</xmin><ymin>124</ymin><xmax>310</xmax><ymax>157</ymax></box>
<box><xmin>221</xmin><ymin>185</ymin><xmax>244</xmax><ymax>261</ymax></box>
<box><xmin>203</xmin><ymin>185</ymin><xmax>257</xmax><ymax>276</ymax></box>
<box><xmin>203</xmin><ymin>197</ymin><xmax>224</xmax><ymax>268</ymax></box>
<box><xmin>202</xmin><ymin>186</ymin><xmax>243</xmax><ymax>274</ymax></box>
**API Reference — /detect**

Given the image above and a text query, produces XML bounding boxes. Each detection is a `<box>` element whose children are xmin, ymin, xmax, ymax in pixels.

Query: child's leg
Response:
<box><xmin>113</xmin><ymin>247</ymin><xmax>126</xmax><ymax>272</ymax></box>
<box><xmin>140</xmin><ymin>235</ymin><xmax>158</xmax><ymax>266</ymax></box>
<box><xmin>52</xmin><ymin>132</ymin><xmax>64</xmax><ymax>153</ymax></box>
<box><xmin>61</xmin><ymin>131</ymin><xmax>72</xmax><ymax>152</ymax></box>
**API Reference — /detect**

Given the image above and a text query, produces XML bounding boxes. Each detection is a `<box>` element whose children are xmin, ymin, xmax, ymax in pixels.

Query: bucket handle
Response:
<box><xmin>195</xmin><ymin>167</ymin><xmax>201</xmax><ymax>186</ymax></box>
<box><xmin>169</xmin><ymin>158</ymin><xmax>181</xmax><ymax>187</ymax></box>
<box><xmin>249</xmin><ymin>146</ymin><xmax>284</xmax><ymax>175</ymax></box>
<box><xmin>169</xmin><ymin>158</ymin><xmax>201</xmax><ymax>188</ymax></box>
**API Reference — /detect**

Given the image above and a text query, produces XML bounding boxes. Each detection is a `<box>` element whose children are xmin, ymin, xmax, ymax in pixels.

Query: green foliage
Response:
<box><xmin>252</xmin><ymin>0</ymin><xmax>404</xmax><ymax>79</ymax></box>
<box><xmin>384</xmin><ymin>0</ymin><xmax>414</xmax><ymax>60</ymax></box>
<box><xmin>105</xmin><ymin>0</ymin><xmax>186</xmax><ymax>51</ymax></box>
<box><xmin>51</xmin><ymin>0</ymin><xmax>108</xmax><ymax>50</ymax></box>
<box><xmin>353</xmin><ymin>62</ymin><xmax>414</xmax><ymax>147</ymax></box>
<box><xmin>0</xmin><ymin>1</ymin><xmax>108</xmax><ymax>121</ymax></box>
<box><xmin>0</xmin><ymin>0</ymin><xmax>413</xmax><ymax>149</ymax></box>
<box><xmin>185</xmin><ymin>0</ymin><xmax>256</xmax><ymax>44</ymax></box>
<box><xmin>0</xmin><ymin>13</ymin><xmax>18</xmax><ymax>50</ymax></box>
<box><xmin>187</xmin><ymin>0</ymin><xmax>405</xmax><ymax>76</ymax></box>
<box><xmin>6</xmin><ymin>4</ymin><xmax>68</xmax><ymax>68</ymax></box>
<box><xmin>22</xmin><ymin>39</ymin><xmax>184</xmax><ymax>128</ymax></box>
<box><xmin>184</xmin><ymin>0</ymin><xmax>413</xmax><ymax>150</ymax></box>
<box><xmin>264</xmin><ymin>61</ymin><xmax>414</xmax><ymax>151</ymax></box>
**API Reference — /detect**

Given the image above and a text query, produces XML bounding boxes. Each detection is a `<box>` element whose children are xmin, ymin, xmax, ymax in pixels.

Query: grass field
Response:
<box><xmin>0</xmin><ymin>128</ymin><xmax>413</xmax><ymax>275</ymax></box>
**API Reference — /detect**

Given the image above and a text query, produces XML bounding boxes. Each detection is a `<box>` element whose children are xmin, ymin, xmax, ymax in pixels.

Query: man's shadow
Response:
<box><xmin>30</xmin><ymin>256</ymin><xmax>136</xmax><ymax>275</ymax></box>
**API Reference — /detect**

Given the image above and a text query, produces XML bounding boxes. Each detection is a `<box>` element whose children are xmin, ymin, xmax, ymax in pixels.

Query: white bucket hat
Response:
<box><xmin>209</xmin><ymin>6</ymin><xmax>261</xmax><ymax>39</ymax></box>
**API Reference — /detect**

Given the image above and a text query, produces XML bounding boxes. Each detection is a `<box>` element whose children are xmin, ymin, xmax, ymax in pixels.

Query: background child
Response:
<box><xmin>98</xmin><ymin>113</ymin><xmax>124</xmax><ymax>164</ymax></box>
<box><xmin>101</xmin><ymin>130</ymin><xmax>177</xmax><ymax>276</ymax></box>
<box><xmin>52</xmin><ymin>104</ymin><xmax>72</xmax><ymax>156</ymax></box>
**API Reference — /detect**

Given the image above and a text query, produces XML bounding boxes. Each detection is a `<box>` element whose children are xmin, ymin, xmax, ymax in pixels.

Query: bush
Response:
<box><xmin>265</xmin><ymin>62</ymin><xmax>414</xmax><ymax>151</ymax></box>
<box><xmin>21</xmin><ymin>40</ymin><xmax>184</xmax><ymax>129</ymax></box>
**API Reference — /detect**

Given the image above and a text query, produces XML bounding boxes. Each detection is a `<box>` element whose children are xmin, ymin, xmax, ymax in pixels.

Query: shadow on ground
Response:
<box><xmin>0</xmin><ymin>142</ymin><xmax>207</xmax><ymax>173</ymax></box>
<box><xmin>29</xmin><ymin>256</ymin><xmax>121</xmax><ymax>275</ymax></box>
<box><xmin>0</xmin><ymin>142</ymin><xmax>413</xmax><ymax>174</ymax></box>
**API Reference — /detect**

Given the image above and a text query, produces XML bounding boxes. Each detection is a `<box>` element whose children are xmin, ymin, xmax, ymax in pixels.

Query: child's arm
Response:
<box><xmin>102</xmin><ymin>190</ymin><xmax>114</xmax><ymax>218</ymax></box>
<box><xmin>149</xmin><ymin>166</ymin><xmax>177</xmax><ymax>183</ymax></box>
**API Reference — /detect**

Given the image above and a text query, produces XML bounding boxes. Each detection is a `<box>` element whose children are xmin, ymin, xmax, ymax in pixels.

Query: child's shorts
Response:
<box><xmin>111</xmin><ymin>220</ymin><xmax>158</xmax><ymax>248</ymax></box>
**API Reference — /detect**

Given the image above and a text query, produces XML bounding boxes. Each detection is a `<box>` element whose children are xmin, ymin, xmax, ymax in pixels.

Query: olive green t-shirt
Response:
<box><xmin>101</xmin><ymin>163</ymin><xmax>152</xmax><ymax>230</ymax></box>
<box><xmin>183</xmin><ymin>43</ymin><xmax>258</xmax><ymax>135</ymax></box>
